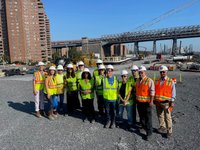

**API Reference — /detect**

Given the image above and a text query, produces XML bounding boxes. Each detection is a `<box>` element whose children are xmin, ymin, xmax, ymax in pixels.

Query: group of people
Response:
<box><xmin>32</xmin><ymin>59</ymin><xmax>176</xmax><ymax>141</ymax></box>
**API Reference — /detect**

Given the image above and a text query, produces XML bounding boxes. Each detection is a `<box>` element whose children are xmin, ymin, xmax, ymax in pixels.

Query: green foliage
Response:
<box><xmin>68</xmin><ymin>47</ymin><xmax>83</xmax><ymax>64</ymax></box>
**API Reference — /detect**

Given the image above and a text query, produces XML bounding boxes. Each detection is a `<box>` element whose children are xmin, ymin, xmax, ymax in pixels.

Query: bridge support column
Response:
<box><xmin>172</xmin><ymin>39</ymin><xmax>177</xmax><ymax>55</ymax></box>
<box><xmin>134</xmin><ymin>42</ymin><xmax>139</xmax><ymax>55</ymax></box>
<box><xmin>153</xmin><ymin>41</ymin><xmax>157</xmax><ymax>54</ymax></box>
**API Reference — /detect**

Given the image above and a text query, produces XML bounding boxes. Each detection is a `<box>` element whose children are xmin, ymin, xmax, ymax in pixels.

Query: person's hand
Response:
<box><xmin>33</xmin><ymin>90</ymin><xmax>37</xmax><ymax>96</ymax></box>
<box><xmin>149</xmin><ymin>101</ymin><xmax>154</xmax><ymax>107</ymax></box>
<box><xmin>170</xmin><ymin>102</ymin><xmax>175</xmax><ymax>107</ymax></box>
<box><xmin>47</xmin><ymin>94</ymin><xmax>50</xmax><ymax>99</ymax></box>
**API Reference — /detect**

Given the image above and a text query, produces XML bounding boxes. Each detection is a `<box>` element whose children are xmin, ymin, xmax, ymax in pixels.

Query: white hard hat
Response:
<box><xmin>159</xmin><ymin>65</ymin><xmax>168</xmax><ymax>71</ymax></box>
<box><xmin>83</xmin><ymin>68</ymin><xmax>90</xmax><ymax>73</ymax></box>
<box><xmin>57</xmin><ymin>65</ymin><xmax>64</xmax><ymax>70</ymax></box>
<box><xmin>138</xmin><ymin>65</ymin><xmax>146</xmax><ymax>71</ymax></box>
<box><xmin>78</xmin><ymin>61</ymin><xmax>84</xmax><ymax>66</ymax></box>
<box><xmin>96</xmin><ymin>59</ymin><xmax>103</xmax><ymax>64</ymax></box>
<box><xmin>131</xmin><ymin>65</ymin><xmax>139</xmax><ymax>71</ymax></box>
<box><xmin>49</xmin><ymin>66</ymin><xmax>56</xmax><ymax>70</ymax></box>
<box><xmin>98</xmin><ymin>64</ymin><xmax>106</xmax><ymax>70</ymax></box>
<box><xmin>121</xmin><ymin>70</ymin><xmax>128</xmax><ymax>75</ymax></box>
<box><xmin>107</xmin><ymin>64</ymin><xmax>114</xmax><ymax>70</ymax></box>
<box><xmin>67</xmin><ymin>64</ymin><xmax>73</xmax><ymax>68</ymax></box>
<box><xmin>38</xmin><ymin>61</ymin><xmax>45</xmax><ymax>66</ymax></box>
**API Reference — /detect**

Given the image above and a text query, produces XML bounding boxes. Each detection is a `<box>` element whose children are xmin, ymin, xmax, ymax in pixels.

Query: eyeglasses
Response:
<box><xmin>107</xmin><ymin>70</ymin><xmax>113</xmax><ymax>72</ymax></box>
<box><xmin>122</xmin><ymin>75</ymin><xmax>128</xmax><ymax>78</ymax></box>
<box><xmin>132</xmin><ymin>70</ymin><xmax>138</xmax><ymax>72</ymax></box>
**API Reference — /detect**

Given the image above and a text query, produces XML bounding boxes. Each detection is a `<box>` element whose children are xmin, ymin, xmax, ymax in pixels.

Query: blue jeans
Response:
<box><xmin>104</xmin><ymin>100</ymin><xmax>116</xmax><ymax>125</ymax></box>
<box><xmin>48</xmin><ymin>95</ymin><xmax>58</xmax><ymax>111</ymax></box>
<box><xmin>58</xmin><ymin>94</ymin><xmax>64</xmax><ymax>108</ymax></box>
<box><xmin>119</xmin><ymin>104</ymin><xmax>133</xmax><ymax>125</ymax></box>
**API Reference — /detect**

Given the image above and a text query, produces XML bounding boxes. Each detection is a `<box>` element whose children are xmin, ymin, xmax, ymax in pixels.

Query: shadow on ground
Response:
<box><xmin>7</xmin><ymin>101</ymin><xmax>35</xmax><ymax>116</ymax></box>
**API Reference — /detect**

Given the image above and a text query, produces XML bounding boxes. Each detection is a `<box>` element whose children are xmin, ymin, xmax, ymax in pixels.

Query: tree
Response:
<box><xmin>68</xmin><ymin>47</ymin><xmax>83</xmax><ymax>63</ymax></box>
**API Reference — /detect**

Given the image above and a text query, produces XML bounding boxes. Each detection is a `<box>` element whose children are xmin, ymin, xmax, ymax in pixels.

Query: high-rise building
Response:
<box><xmin>0</xmin><ymin>0</ymin><xmax>51</xmax><ymax>63</ymax></box>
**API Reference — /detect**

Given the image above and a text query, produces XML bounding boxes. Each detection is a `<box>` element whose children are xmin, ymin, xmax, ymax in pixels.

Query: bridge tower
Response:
<box><xmin>134</xmin><ymin>42</ymin><xmax>139</xmax><ymax>55</ymax></box>
<box><xmin>153</xmin><ymin>41</ymin><xmax>157</xmax><ymax>54</ymax></box>
<box><xmin>172</xmin><ymin>38</ymin><xmax>177</xmax><ymax>55</ymax></box>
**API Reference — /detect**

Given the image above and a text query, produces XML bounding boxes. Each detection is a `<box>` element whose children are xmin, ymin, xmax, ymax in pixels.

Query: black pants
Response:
<box><xmin>67</xmin><ymin>91</ymin><xmax>80</xmax><ymax>114</ymax></box>
<box><xmin>82</xmin><ymin>99</ymin><xmax>95</xmax><ymax>121</ymax></box>
<box><xmin>132</xmin><ymin>102</ymin><xmax>136</xmax><ymax>124</ymax></box>
<box><xmin>137</xmin><ymin>102</ymin><xmax>152</xmax><ymax>135</ymax></box>
<box><xmin>97</xmin><ymin>95</ymin><xmax>104</xmax><ymax>115</ymax></box>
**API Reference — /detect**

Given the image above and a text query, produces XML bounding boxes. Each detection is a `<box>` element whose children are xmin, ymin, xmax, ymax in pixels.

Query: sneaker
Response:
<box><xmin>48</xmin><ymin>115</ymin><xmax>55</xmax><ymax>120</ymax></box>
<box><xmin>36</xmin><ymin>111</ymin><xmax>42</xmax><ymax>118</ymax></box>
<box><xmin>157</xmin><ymin>127</ymin><xmax>166</xmax><ymax>133</ymax></box>
<box><xmin>146</xmin><ymin>134</ymin><xmax>153</xmax><ymax>141</ymax></box>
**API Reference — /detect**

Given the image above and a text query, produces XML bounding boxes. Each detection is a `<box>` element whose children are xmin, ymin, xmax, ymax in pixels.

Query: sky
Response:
<box><xmin>42</xmin><ymin>0</ymin><xmax>200</xmax><ymax>51</ymax></box>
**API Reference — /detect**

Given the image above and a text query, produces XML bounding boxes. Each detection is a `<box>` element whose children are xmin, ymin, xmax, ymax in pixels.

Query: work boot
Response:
<box><xmin>48</xmin><ymin>110</ymin><xmax>55</xmax><ymax>121</ymax></box>
<box><xmin>109</xmin><ymin>121</ymin><xmax>116</xmax><ymax>129</ymax></box>
<box><xmin>104</xmin><ymin>121</ymin><xmax>110</xmax><ymax>128</ymax></box>
<box><xmin>166</xmin><ymin>132</ymin><xmax>172</xmax><ymax>139</ymax></box>
<box><xmin>157</xmin><ymin>126</ymin><xmax>166</xmax><ymax>133</ymax></box>
<box><xmin>40</xmin><ymin>110</ymin><xmax>45</xmax><ymax>116</ymax></box>
<box><xmin>52</xmin><ymin>111</ymin><xmax>58</xmax><ymax>119</ymax></box>
<box><xmin>146</xmin><ymin>134</ymin><xmax>153</xmax><ymax>141</ymax></box>
<box><xmin>36</xmin><ymin>111</ymin><xmax>42</xmax><ymax>118</ymax></box>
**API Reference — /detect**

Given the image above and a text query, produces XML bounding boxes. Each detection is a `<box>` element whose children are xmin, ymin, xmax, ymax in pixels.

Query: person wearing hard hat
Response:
<box><xmin>45</xmin><ymin>66</ymin><xmax>58</xmax><ymax>120</ymax></box>
<box><xmin>118</xmin><ymin>70</ymin><xmax>133</xmax><ymax>130</ymax></box>
<box><xmin>136</xmin><ymin>65</ymin><xmax>155</xmax><ymax>141</ymax></box>
<box><xmin>128</xmin><ymin>65</ymin><xmax>139</xmax><ymax>126</ymax></box>
<box><xmin>93</xmin><ymin>59</ymin><xmax>103</xmax><ymax>79</ymax></box>
<box><xmin>103</xmin><ymin>64</ymin><xmax>118</xmax><ymax>129</ymax></box>
<box><xmin>75</xmin><ymin>61</ymin><xmax>85</xmax><ymax>82</ymax></box>
<box><xmin>55</xmin><ymin>65</ymin><xmax>66</xmax><ymax>113</ymax></box>
<box><xmin>65</xmin><ymin>63</ymin><xmax>80</xmax><ymax>115</ymax></box>
<box><xmin>95</xmin><ymin>64</ymin><xmax>106</xmax><ymax>116</ymax></box>
<box><xmin>33</xmin><ymin>61</ymin><xmax>46</xmax><ymax>118</ymax></box>
<box><xmin>154</xmin><ymin>65</ymin><xmax>176</xmax><ymax>138</ymax></box>
<box><xmin>78</xmin><ymin>68</ymin><xmax>95</xmax><ymax>123</ymax></box>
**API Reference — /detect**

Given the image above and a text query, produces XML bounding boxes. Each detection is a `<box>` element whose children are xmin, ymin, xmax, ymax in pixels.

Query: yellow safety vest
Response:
<box><xmin>55</xmin><ymin>73</ymin><xmax>65</xmax><ymax>94</ymax></box>
<box><xmin>34</xmin><ymin>71</ymin><xmax>45</xmax><ymax>90</ymax></box>
<box><xmin>66</xmin><ymin>76</ymin><xmax>77</xmax><ymax>92</ymax></box>
<box><xmin>93</xmin><ymin>68</ymin><xmax>99</xmax><ymax>78</ymax></box>
<box><xmin>103</xmin><ymin>76</ymin><xmax>118</xmax><ymax>101</ymax></box>
<box><xmin>79</xmin><ymin>79</ymin><xmax>94</xmax><ymax>100</ymax></box>
<box><xmin>128</xmin><ymin>76</ymin><xmax>137</xmax><ymax>98</ymax></box>
<box><xmin>75</xmin><ymin>70</ymin><xmax>82</xmax><ymax>82</ymax></box>
<box><xmin>46</xmin><ymin>76</ymin><xmax>57</xmax><ymax>96</ymax></box>
<box><xmin>118</xmin><ymin>81</ymin><xmax>133</xmax><ymax>106</ymax></box>
<box><xmin>95</xmin><ymin>75</ymin><xmax>104</xmax><ymax>95</ymax></box>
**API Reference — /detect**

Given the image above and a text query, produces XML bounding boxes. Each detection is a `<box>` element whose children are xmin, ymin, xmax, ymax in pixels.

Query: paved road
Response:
<box><xmin>0</xmin><ymin>70</ymin><xmax>200</xmax><ymax>149</ymax></box>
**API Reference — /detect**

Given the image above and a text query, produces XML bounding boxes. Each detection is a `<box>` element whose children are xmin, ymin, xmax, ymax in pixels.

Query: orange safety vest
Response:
<box><xmin>155</xmin><ymin>77</ymin><xmax>173</xmax><ymax>102</ymax></box>
<box><xmin>34</xmin><ymin>71</ymin><xmax>45</xmax><ymax>84</ymax></box>
<box><xmin>136</xmin><ymin>77</ymin><xmax>151</xmax><ymax>103</ymax></box>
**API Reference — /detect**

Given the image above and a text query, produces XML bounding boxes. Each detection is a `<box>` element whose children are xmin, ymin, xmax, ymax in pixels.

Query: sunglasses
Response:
<box><xmin>160</xmin><ymin>71</ymin><xmax>166</xmax><ymax>74</ymax></box>
<box><xmin>107</xmin><ymin>70</ymin><xmax>113</xmax><ymax>72</ymax></box>
<box><xmin>122</xmin><ymin>75</ymin><xmax>128</xmax><ymax>78</ymax></box>
<box><xmin>132</xmin><ymin>70</ymin><xmax>138</xmax><ymax>72</ymax></box>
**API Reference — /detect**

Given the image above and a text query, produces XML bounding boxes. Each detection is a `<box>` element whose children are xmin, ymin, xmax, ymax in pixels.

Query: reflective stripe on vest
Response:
<box><xmin>34</xmin><ymin>71</ymin><xmax>45</xmax><ymax>90</ymax></box>
<box><xmin>103</xmin><ymin>76</ymin><xmax>118</xmax><ymax>101</ymax></box>
<box><xmin>118</xmin><ymin>81</ymin><xmax>133</xmax><ymax>105</ymax></box>
<box><xmin>155</xmin><ymin>77</ymin><xmax>173</xmax><ymax>102</ymax></box>
<box><xmin>46</xmin><ymin>76</ymin><xmax>57</xmax><ymax>95</ymax></box>
<box><xmin>79</xmin><ymin>79</ymin><xmax>94</xmax><ymax>99</ymax></box>
<box><xmin>136</xmin><ymin>77</ymin><xmax>151</xmax><ymax>102</ymax></box>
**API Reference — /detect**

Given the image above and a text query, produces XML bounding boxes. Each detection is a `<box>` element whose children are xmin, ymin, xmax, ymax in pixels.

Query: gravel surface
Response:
<box><xmin>0</xmin><ymin>69</ymin><xmax>200</xmax><ymax>149</ymax></box>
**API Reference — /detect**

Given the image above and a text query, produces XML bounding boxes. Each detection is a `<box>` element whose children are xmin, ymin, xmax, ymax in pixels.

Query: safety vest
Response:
<box><xmin>34</xmin><ymin>71</ymin><xmax>45</xmax><ymax>90</ymax></box>
<box><xmin>66</xmin><ymin>76</ymin><xmax>77</xmax><ymax>92</ymax></box>
<box><xmin>55</xmin><ymin>73</ymin><xmax>65</xmax><ymax>94</ymax></box>
<box><xmin>93</xmin><ymin>68</ymin><xmax>99</xmax><ymax>78</ymax></box>
<box><xmin>95</xmin><ymin>75</ymin><xmax>104</xmax><ymax>95</ymax></box>
<box><xmin>128</xmin><ymin>76</ymin><xmax>137</xmax><ymax>97</ymax></box>
<box><xmin>79</xmin><ymin>79</ymin><xmax>94</xmax><ymax>100</ymax></box>
<box><xmin>46</xmin><ymin>76</ymin><xmax>57</xmax><ymax>96</ymax></box>
<box><xmin>75</xmin><ymin>70</ymin><xmax>82</xmax><ymax>82</ymax></box>
<box><xmin>118</xmin><ymin>81</ymin><xmax>133</xmax><ymax>106</ymax></box>
<box><xmin>155</xmin><ymin>77</ymin><xmax>173</xmax><ymax>102</ymax></box>
<box><xmin>103</xmin><ymin>76</ymin><xmax>118</xmax><ymax>101</ymax></box>
<box><xmin>136</xmin><ymin>77</ymin><xmax>151</xmax><ymax>103</ymax></box>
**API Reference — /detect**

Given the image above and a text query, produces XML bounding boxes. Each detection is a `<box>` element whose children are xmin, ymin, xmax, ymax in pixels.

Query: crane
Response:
<box><xmin>133</xmin><ymin>0</ymin><xmax>200</xmax><ymax>31</ymax></box>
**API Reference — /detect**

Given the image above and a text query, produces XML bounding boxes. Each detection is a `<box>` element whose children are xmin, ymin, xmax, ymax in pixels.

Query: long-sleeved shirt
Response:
<box><xmin>139</xmin><ymin>76</ymin><xmax>155</xmax><ymax>96</ymax></box>
<box><xmin>160</xmin><ymin>76</ymin><xmax>176</xmax><ymax>101</ymax></box>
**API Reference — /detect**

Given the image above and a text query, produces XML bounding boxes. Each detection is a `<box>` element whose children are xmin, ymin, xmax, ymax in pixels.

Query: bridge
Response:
<box><xmin>52</xmin><ymin>25</ymin><xmax>200</xmax><ymax>58</ymax></box>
